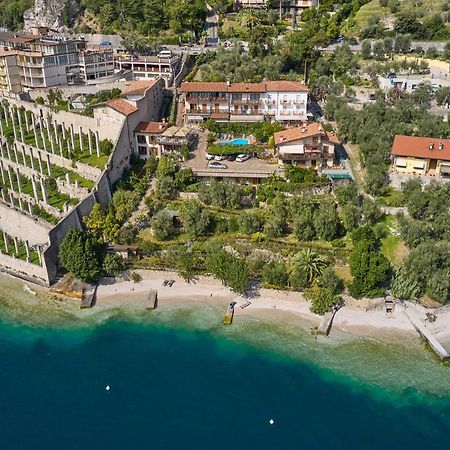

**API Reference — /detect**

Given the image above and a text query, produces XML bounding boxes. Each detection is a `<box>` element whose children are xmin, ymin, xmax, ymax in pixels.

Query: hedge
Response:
<box><xmin>207</xmin><ymin>144</ymin><xmax>264</xmax><ymax>156</ymax></box>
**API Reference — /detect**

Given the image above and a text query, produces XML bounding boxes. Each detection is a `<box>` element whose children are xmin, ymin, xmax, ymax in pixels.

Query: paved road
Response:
<box><xmin>322</xmin><ymin>41</ymin><xmax>448</xmax><ymax>53</ymax></box>
<box><xmin>205</xmin><ymin>6</ymin><xmax>219</xmax><ymax>46</ymax></box>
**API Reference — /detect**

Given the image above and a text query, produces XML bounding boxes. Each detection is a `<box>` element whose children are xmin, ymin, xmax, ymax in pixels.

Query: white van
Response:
<box><xmin>157</xmin><ymin>50</ymin><xmax>172</xmax><ymax>59</ymax></box>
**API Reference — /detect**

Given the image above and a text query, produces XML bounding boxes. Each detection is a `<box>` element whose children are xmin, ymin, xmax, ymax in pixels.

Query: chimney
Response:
<box><xmin>429</xmin><ymin>142</ymin><xmax>435</xmax><ymax>150</ymax></box>
<box><xmin>439</xmin><ymin>142</ymin><xmax>444</xmax><ymax>151</ymax></box>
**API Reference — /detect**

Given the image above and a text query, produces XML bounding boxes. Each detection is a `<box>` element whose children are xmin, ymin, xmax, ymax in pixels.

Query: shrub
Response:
<box><xmin>305</xmin><ymin>287</ymin><xmax>343</xmax><ymax>316</ymax></box>
<box><xmin>102</xmin><ymin>253</ymin><xmax>125</xmax><ymax>276</ymax></box>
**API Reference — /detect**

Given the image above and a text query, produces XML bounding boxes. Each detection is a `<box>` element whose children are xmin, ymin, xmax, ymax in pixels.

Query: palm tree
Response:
<box><xmin>293</xmin><ymin>249</ymin><xmax>327</xmax><ymax>284</ymax></box>
<box><xmin>239</xmin><ymin>11</ymin><xmax>262</xmax><ymax>30</ymax></box>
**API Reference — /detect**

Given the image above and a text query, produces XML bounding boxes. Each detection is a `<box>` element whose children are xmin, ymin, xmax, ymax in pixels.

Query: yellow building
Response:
<box><xmin>391</xmin><ymin>135</ymin><xmax>450</xmax><ymax>178</ymax></box>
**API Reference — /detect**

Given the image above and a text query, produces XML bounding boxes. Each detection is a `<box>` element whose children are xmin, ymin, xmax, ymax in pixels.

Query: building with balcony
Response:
<box><xmin>114</xmin><ymin>54</ymin><xmax>181</xmax><ymax>88</ymax></box>
<box><xmin>274</xmin><ymin>123</ymin><xmax>339</xmax><ymax>168</ymax></box>
<box><xmin>236</xmin><ymin>0</ymin><xmax>318</xmax><ymax>14</ymax></box>
<box><xmin>74</xmin><ymin>47</ymin><xmax>115</xmax><ymax>83</ymax></box>
<box><xmin>180</xmin><ymin>81</ymin><xmax>308</xmax><ymax>124</ymax></box>
<box><xmin>0</xmin><ymin>51</ymin><xmax>21</xmax><ymax>93</ymax></box>
<box><xmin>391</xmin><ymin>135</ymin><xmax>450</xmax><ymax>178</ymax></box>
<box><xmin>134</xmin><ymin>122</ymin><xmax>196</xmax><ymax>159</ymax></box>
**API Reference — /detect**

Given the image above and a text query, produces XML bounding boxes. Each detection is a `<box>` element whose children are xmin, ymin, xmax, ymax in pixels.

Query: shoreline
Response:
<box><xmin>92</xmin><ymin>269</ymin><xmax>450</xmax><ymax>351</ymax></box>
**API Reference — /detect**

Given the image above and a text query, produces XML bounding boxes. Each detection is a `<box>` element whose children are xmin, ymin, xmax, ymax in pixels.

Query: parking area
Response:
<box><xmin>184</xmin><ymin>131</ymin><xmax>283</xmax><ymax>179</ymax></box>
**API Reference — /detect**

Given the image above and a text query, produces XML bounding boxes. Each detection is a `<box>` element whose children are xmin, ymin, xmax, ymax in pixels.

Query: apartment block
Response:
<box><xmin>114</xmin><ymin>54</ymin><xmax>181</xmax><ymax>88</ymax></box>
<box><xmin>180</xmin><ymin>81</ymin><xmax>308</xmax><ymax>124</ymax></box>
<box><xmin>0</xmin><ymin>51</ymin><xmax>21</xmax><ymax>93</ymax></box>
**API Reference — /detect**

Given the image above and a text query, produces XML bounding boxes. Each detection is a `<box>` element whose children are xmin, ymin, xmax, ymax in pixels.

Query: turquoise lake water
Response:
<box><xmin>0</xmin><ymin>276</ymin><xmax>450</xmax><ymax>449</ymax></box>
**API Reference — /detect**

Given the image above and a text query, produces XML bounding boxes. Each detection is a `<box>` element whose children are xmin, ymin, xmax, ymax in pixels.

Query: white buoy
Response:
<box><xmin>269</xmin><ymin>419</ymin><xmax>274</xmax><ymax>425</ymax></box>
<box><xmin>106</xmin><ymin>385</ymin><xmax>110</xmax><ymax>391</ymax></box>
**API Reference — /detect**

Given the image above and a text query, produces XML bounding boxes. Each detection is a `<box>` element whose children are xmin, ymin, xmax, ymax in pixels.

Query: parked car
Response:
<box><xmin>214</xmin><ymin>154</ymin><xmax>227</xmax><ymax>161</ymax></box>
<box><xmin>235</xmin><ymin>153</ymin><xmax>251</xmax><ymax>162</ymax></box>
<box><xmin>205</xmin><ymin>153</ymin><xmax>214</xmax><ymax>160</ymax></box>
<box><xmin>208</xmin><ymin>161</ymin><xmax>228</xmax><ymax>169</ymax></box>
<box><xmin>369</xmin><ymin>94</ymin><xmax>376</xmax><ymax>101</ymax></box>
<box><xmin>226</xmin><ymin>154</ymin><xmax>237</xmax><ymax>161</ymax></box>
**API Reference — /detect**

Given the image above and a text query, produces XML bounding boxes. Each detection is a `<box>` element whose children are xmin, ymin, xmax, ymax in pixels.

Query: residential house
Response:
<box><xmin>274</xmin><ymin>123</ymin><xmax>339</xmax><ymax>168</ymax></box>
<box><xmin>180</xmin><ymin>81</ymin><xmax>308</xmax><ymax>124</ymax></box>
<box><xmin>134</xmin><ymin>122</ymin><xmax>196</xmax><ymax>159</ymax></box>
<box><xmin>391</xmin><ymin>135</ymin><xmax>450</xmax><ymax>178</ymax></box>
<box><xmin>236</xmin><ymin>0</ymin><xmax>318</xmax><ymax>15</ymax></box>
<box><xmin>0</xmin><ymin>51</ymin><xmax>21</xmax><ymax>93</ymax></box>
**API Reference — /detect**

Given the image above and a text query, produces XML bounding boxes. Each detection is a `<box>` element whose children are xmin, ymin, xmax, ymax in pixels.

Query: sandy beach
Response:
<box><xmin>93</xmin><ymin>270</ymin><xmax>450</xmax><ymax>351</ymax></box>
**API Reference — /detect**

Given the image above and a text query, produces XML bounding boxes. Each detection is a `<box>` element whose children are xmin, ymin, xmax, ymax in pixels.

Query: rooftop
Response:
<box><xmin>391</xmin><ymin>135</ymin><xmax>450</xmax><ymax>161</ymax></box>
<box><xmin>122</xmin><ymin>79</ymin><xmax>161</xmax><ymax>97</ymax></box>
<box><xmin>180</xmin><ymin>80</ymin><xmax>309</xmax><ymax>94</ymax></box>
<box><xmin>274</xmin><ymin>123</ymin><xmax>339</xmax><ymax>145</ymax></box>
<box><xmin>105</xmin><ymin>98</ymin><xmax>138</xmax><ymax>116</ymax></box>
<box><xmin>135</xmin><ymin>122</ymin><xmax>168</xmax><ymax>134</ymax></box>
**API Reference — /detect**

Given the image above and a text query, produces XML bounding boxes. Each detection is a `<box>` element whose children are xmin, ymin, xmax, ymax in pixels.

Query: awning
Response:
<box><xmin>440</xmin><ymin>165</ymin><xmax>450</xmax><ymax>174</ymax></box>
<box><xmin>413</xmin><ymin>162</ymin><xmax>425</xmax><ymax>169</ymax></box>
<box><xmin>395</xmin><ymin>158</ymin><xmax>407</xmax><ymax>168</ymax></box>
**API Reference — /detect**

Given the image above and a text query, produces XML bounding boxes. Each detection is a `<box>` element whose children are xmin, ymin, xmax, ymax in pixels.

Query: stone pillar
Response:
<box><xmin>67</xmin><ymin>141</ymin><xmax>71</xmax><ymax>158</ymax></box>
<box><xmin>95</xmin><ymin>131</ymin><xmax>100</xmax><ymax>157</ymax></box>
<box><xmin>65</xmin><ymin>172</ymin><xmax>70</xmax><ymax>185</ymax></box>
<box><xmin>64</xmin><ymin>202</ymin><xmax>69</xmax><ymax>214</ymax></box>
<box><xmin>3</xmin><ymin>232</ymin><xmax>8</xmax><ymax>254</ymax></box>
<box><xmin>88</xmin><ymin>131</ymin><xmax>93</xmax><ymax>155</ymax></box>
<box><xmin>40</xmin><ymin>178</ymin><xmax>48</xmax><ymax>204</ymax></box>
<box><xmin>24</xmin><ymin>240</ymin><xmax>30</xmax><ymax>261</ymax></box>
<box><xmin>5</xmin><ymin>141</ymin><xmax>11</xmax><ymax>161</ymax></box>
<box><xmin>0</xmin><ymin>142</ymin><xmax>4</xmax><ymax>160</ymax></box>
<box><xmin>61</xmin><ymin>123</ymin><xmax>66</xmax><ymax>140</ymax></box>
<box><xmin>2</xmin><ymin>105</ymin><xmax>9</xmax><ymax>126</ymax></box>
<box><xmin>13</xmin><ymin>237</ymin><xmax>19</xmax><ymax>255</ymax></box>
<box><xmin>31</xmin><ymin>175</ymin><xmax>39</xmax><ymax>202</ymax></box>
<box><xmin>9</xmin><ymin>191</ymin><xmax>14</xmax><ymax>207</ymax></box>
<box><xmin>31</xmin><ymin>115</ymin><xmax>39</xmax><ymax>148</ymax></box>
<box><xmin>10</xmin><ymin>108</ymin><xmax>17</xmax><ymax>141</ymax></box>
<box><xmin>21</xmin><ymin>146</ymin><xmax>27</xmax><ymax>167</ymax></box>
<box><xmin>70</xmin><ymin>124</ymin><xmax>75</xmax><ymax>151</ymax></box>
<box><xmin>13</xmin><ymin>142</ymin><xmax>19</xmax><ymax>163</ymax></box>
<box><xmin>1</xmin><ymin>188</ymin><xmax>5</xmax><ymax>202</ymax></box>
<box><xmin>17</xmin><ymin>110</ymin><xmax>24</xmax><ymax>142</ymax></box>
<box><xmin>18</xmin><ymin>195</ymin><xmax>23</xmax><ymax>212</ymax></box>
<box><xmin>6</xmin><ymin>166</ymin><xmax>14</xmax><ymax>191</ymax></box>
<box><xmin>15</xmin><ymin>168</ymin><xmax>21</xmax><ymax>194</ymax></box>
<box><xmin>79</xmin><ymin>127</ymin><xmax>84</xmax><ymax>152</ymax></box>
<box><xmin>29</xmin><ymin>148</ymin><xmax>35</xmax><ymax>171</ymax></box>
<box><xmin>58</xmin><ymin>138</ymin><xmax>63</xmax><ymax>158</ymax></box>
<box><xmin>75</xmin><ymin>179</ymin><xmax>79</xmax><ymax>189</ymax></box>
<box><xmin>37</xmin><ymin>246</ymin><xmax>42</xmax><ymax>265</ymax></box>
<box><xmin>37</xmin><ymin>151</ymin><xmax>44</xmax><ymax>175</ymax></box>
<box><xmin>39</xmin><ymin>117</ymin><xmax>46</xmax><ymax>151</ymax></box>
<box><xmin>50</xmin><ymin>135</ymin><xmax>55</xmax><ymax>154</ymax></box>
<box><xmin>0</xmin><ymin>116</ymin><xmax>4</xmax><ymax>137</ymax></box>
<box><xmin>46</xmin><ymin>117</ymin><xmax>51</xmax><ymax>141</ymax></box>
<box><xmin>28</xmin><ymin>202</ymin><xmax>33</xmax><ymax>215</ymax></box>
<box><xmin>46</xmin><ymin>154</ymin><xmax>51</xmax><ymax>176</ymax></box>
<box><xmin>24</xmin><ymin>110</ymin><xmax>30</xmax><ymax>133</ymax></box>
<box><xmin>0</xmin><ymin>161</ymin><xmax>5</xmax><ymax>184</ymax></box>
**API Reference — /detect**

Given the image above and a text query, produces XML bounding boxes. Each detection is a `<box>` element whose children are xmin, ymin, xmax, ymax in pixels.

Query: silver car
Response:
<box><xmin>208</xmin><ymin>161</ymin><xmax>228</xmax><ymax>169</ymax></box>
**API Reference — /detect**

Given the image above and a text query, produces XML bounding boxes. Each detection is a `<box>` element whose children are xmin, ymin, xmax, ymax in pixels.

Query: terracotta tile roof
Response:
<box><xmin>274</xmin><ymin>123</ymin><xmax>339</xmax><ymax>145</ymax></box>
<box><xmin>264</xmin><ymin>80</ymin><xmax>309</xmax><ymax>92</ymax></box>
<box><xmin>180</xmin><ymin>81</ymin><xmax>308</xmax><ymax>94</ymax></box>
<box><xmin>135</xmin><ymin>121</ymin><xmax>168</xmax><ymax>134</ymax></box>
<box><xmin>180</xmin><ymin>82</ymin><xmax>229</xmax><ymax>93</ymax></box>
<box><xmin>105</xmin><ymin>98</ymin><xmax>138</xmax><ymax>116</ymax></box>
<box><xmin>391</xmin><ymin>135</ymin><xmax>450</xmax><ymax>161</ymax></box>
<box><xmin>123</xmin><ymin>79</ymin><xmax>160</xmax><ymax>97</ymax></box>
<box><xmin>228</xmin><ymin>83</ymin><xmax>266</xmax><ymax>93</ymax></box>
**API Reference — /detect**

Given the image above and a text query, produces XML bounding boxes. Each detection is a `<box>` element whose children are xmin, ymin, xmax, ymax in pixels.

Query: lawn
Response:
<box><xmin>79</xmin><ymin>152</ymin><xmax>109</xmax><ymax>169</ymax></box>
<box><xmin>378</xmin><ymin>215</ymin><xmax>410</xmax><ymax>267</ymax></box>
<box><xmin>376</xmin><ymin>187</ymin><xmax>405</xmax><ymax>207</ymax></box>
<box><xmin>354</xmin><ymin>0</ymin><xmax>387</xmax><ymax>29</ymax></box>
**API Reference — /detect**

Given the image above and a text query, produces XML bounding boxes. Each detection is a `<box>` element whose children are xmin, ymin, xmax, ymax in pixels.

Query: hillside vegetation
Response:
<box><xmin>0</xmin><ymin>0</ymin><xmax>33</xmax><ymax>30</ymax></box>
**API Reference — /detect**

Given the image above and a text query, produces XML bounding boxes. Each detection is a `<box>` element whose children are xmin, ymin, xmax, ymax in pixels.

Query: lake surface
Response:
<box><xmin>0</xmin><ymin>277</ymin><xmax>449</xmax><ymax>449</ymax></box>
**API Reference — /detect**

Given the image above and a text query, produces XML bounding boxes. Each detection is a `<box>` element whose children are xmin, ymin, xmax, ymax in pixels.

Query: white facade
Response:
<box><xmin>264</xmin><ymin>90</ymin><xmax>307</xmax><ymax>122</ymax></box>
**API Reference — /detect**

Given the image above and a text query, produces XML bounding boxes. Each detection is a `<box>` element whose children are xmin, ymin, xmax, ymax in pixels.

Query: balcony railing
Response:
<box><xmin>231</xmin><ymin>98</ymin><xmax>261</xmax><ymax>105</ymax></box>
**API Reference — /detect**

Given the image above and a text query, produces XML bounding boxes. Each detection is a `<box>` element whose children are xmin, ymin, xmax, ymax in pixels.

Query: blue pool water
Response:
<box><xmin>218</xmin><ymin>138</ymin><xmax>250</xmax><ymax>145</ymax></box>
<box><xmin>1</xmin><ymin>276</ymin><xmax>450</xmax><ymax>450</ymax></box>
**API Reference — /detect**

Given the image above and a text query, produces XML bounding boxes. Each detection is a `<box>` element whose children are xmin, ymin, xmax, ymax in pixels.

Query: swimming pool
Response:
<box><xmin>218</xmin><ymin>138</ymin><xmax>250</xmax><ymax>146</ymax></box>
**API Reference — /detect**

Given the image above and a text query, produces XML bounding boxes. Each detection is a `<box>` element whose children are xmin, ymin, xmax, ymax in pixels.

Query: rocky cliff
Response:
<box><xmin>23</xmin><ymin>0</ymin><xmax>80</xmax><ymax>32</ymax></box>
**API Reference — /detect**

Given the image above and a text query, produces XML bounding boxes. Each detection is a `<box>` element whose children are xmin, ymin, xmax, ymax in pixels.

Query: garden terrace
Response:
<box><xmin>0</xmin><ymin>229</ymin><xmax>41</xmax><ymax>265</ymax></box>
<box><xmin>207</xmin><ymin>143</ymin><xmax>264</xmax><ymax>156</ymax></box>
<box><xmin>0</xmin><ymin>103</ymin><xmax>112</xmax><ymax>171</ymax></box>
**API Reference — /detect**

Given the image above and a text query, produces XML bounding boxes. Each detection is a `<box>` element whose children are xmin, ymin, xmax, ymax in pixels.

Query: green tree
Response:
<box><xmin>155</xmin><ymin>176</ymin><xmax>177</xmax><ymax>200</ymax></box>
<box><xmin>292</xmin><ymin>249</ymin><xmax>327</xmax><ymax>286</ymax></box>
<box><xmin>180</xmin><ymin>201</ymin><xmax>211</xmax><ymax>237</ymax></box>
<box><xmin>58</xmin><ymin>229</ymin><xmax>102</xmax><ymax>282</ymax></box>
<box><xmin>102</xmin><ymin>253</ymin><xmax>125</xmax><ymax>276</ymax></box>
<box><xmin>239</xmin><ymin>210</ymin><xmax>265</xmax><ymax>234</ymax></box>
<box><xmin>176</xmin><ymin>251</ymin><xmax>198</xmax><ymax>283</ymax></box>
<box><xmin>157</xmin><ymin>155</ymin><xmax>178</xmax><ymax>178</ymax></box>
<box><xmin>349</xmin><ymin>227</ymin><xmax>390</xmax><ymax>298</ymax></box>
<box><xmin>318</xmin><ymin>267</ymin><xmax>344</xmax><ymax>295</ymax></box>
<box><xmin>305</xmin><ymin>286</ymin><xmax>343</xmax><ymax>316</ymax></box>
<box><xmin>262</xmin><ymin>261</ymin><xmax>289</xmax><ymax>289</ymax></box>
<box><xmin>314</xmin><ymin>203</ymin><xmax>341</xmax><ymax>241</ymax></box>
<box><xmin>151</xmin><ymin>210</ymin><xmax>174</xmax><ymax>240</ymax></box>
<box><xmin>175</xmin><ymin>168</ymin><xmax>196</xmax><ymax>190</ymax></box>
